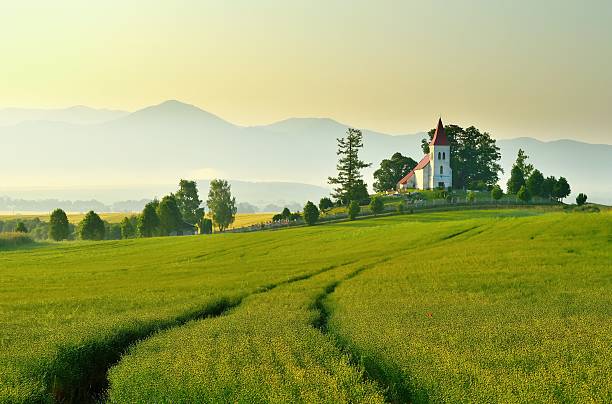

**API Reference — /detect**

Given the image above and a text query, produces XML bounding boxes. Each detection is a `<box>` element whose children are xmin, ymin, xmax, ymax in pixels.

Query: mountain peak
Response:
<box><xmin>116</xmin><ymin>100</ymin><xmax>233</xmax><ymax>127</ymax></box>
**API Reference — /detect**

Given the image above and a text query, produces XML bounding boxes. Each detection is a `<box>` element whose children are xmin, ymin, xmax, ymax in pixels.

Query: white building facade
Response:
<box><xmin>398</xmin><ymin>118</ymin><xmax>452</xmax><ymax>190</ymax></box>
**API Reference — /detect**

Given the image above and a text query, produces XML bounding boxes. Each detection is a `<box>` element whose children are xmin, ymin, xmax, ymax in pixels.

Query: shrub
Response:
<box><xmin>397</xmin><ymin>201</ymin><xmax>406</xmax><ymax>214</ymax></box>
<box><xmin>369</xmin><ymin>196</ymin><xmax>384</xmax><ymax>215</ymax></box>
<box><xmin>348</xmin><ymin>201</ymin><xmax>360</xmax><ymax>220</ymax></box>
<box><xmin>303</xmin><ymin>201</ymin><xmax>319</xmax><ymax>226</ymax></box>
<box><xmin>79</xmin><ymin>211</ymin><xmax>106</xmax><ymax>240</ymax></box>
<box><xmin>49</xmin><ymin>209</ymin><xmax>70</xmax><ymax>241</ymax></box>
<box><xmin>318</xmin><ymin>197</ymin><xmax>334</xmax><ymax>213</ymax></box>
<box><xmin>467</xmin><ymin>191</ymin><xmax>476</xmax><ymax>203</ymax></box>
<box><xmin>491</xmin><ymin>185</ymin><xmax>503</xmax><ymax>200</ymax></box>
<box><xmin>15</xmin><ymin>222</ymin><xmax>28</xmax><ymax>233</ymax></box>
<box><xmin>576</xmin><ymin>193</ymin><xmax>587</xmax><ymax>206</ymax></box>
<box><xmin>517</xmin><ymin>185</ymin><xmax>531</xmax><ymax>202</ymax></box>
<box><xmin>0</xmin><ymin>232</ymin><xmax>34</xmax><ymax>249</ymax></box>
<box><xmin>272</xmin><ymin>214</ymin><xmax>284</xmax><ymax>223</ymax></box>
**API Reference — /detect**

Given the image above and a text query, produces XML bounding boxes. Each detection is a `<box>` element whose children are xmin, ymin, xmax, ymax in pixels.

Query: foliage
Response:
<box><xmin>369</xmin><ymin>196</ymin><xmax>384</xmax><ymax>215</ymax></box>
<box><xmin>272</xmin><ymin>214</ymin><xmax>284</xmax><ymax>222</ymax></box>
<box><xmin>105</xmin><ymin>222</ymin><xmax>122</xmax><ymax>240</ymax></box>
<box><xmin>422</xmin><ymin>124</ymin><xmax>502</xmax><ymax>189</ymax></box>
<box><xmin>507</xmin><ymin>149</ymin><xmax>534</xmax><ymax>194</ymax></box>
<box><xmin>0</xmin><ymin>232</ymin><xmax>34</xmax><ymax>249</ymax></box>
<box><xmin>281</xmin><ymin>207</ymin><xmax>291</xmax><ymax>220</ymax></box>
<box><xmin>197</xmin><ymin>217</ymin><xmax>213</xmax><ymax>234</ymax></box>
<box><xmin>318</xmin><ymin>197</ymin><xmax>334</xmax><ymax>213</ymax></box>
<box><xmin>526</xmin><ymin>169</ymin><xmax>545</xmax><ymax>197</ymax></box>
<box><xmin>328</xmin><ymin>128</ymin><xmax>371</xmax><ymax>204</ymax></box>
<box><xmin>175</xmin><ymin>179</ymin><xmax>203</xmax><ymax>224</ymax></box>
<box><xmin>15</xmin><ymin>222</ymin><xmax>28</xmax><ymax>233</ymax></box>
<box><xmin>347</xmin><ymin>200</ymin><xmax>360</xmax><ymax>220</ymax></box>
<box><xmin>157</xmin><ymin>195</ymin><xmax>184</xmax><ymax>236</ymax></box>
<box><xmin>373</xmin><ymin>152</ymin><xmax>417</xmax><ymax>192</ymax></box>
<box><xmin>507</xmin><ymin>165</ymin><xmax>526</xmax><ymax>194</ymax></box>
<box><xmin>396</xmin><ymin>201</ymin><xmax>406</xmax><ymax>214</ymax></box>
<box><xmin>517</xmin><ymin>185</ymin><xmax>532</xmax><ymax>202</ymax></box>
<box><xmin>138</xmin><ymin>200</ymin><xmax>160</xmax><ymax>238</ymax></box>
<box><xmin>467</xmin><ymin>191</ymin><xmax>476</xmax><ymax>203</ymax></box>
<box><xmin>207</xmin><ymin>179</ymin><xmax>237</xmax><ymax>232</ymax></box>
<box><xmin>554</xmin><ymin>177</ymin><xmax>571</xmax><ymax>202</ymax></box>
<box><xmin>303</xmin><ymin>201</ymin><xmax>320</xmax><ymax>226</ymax></box>
<box><xmin>78</xmin><ymin>211</ymin><xmax>106</xmax><ymax>240</ymax></box>
<box><xmin>542</xmin><ymin>176</ymin><xmax>557</xmax><ymax>199</ymax></box>
<box><xmin>491</xmin><ymin>185</ymin><xmax>503</xmax><ymax>200</ymax></box>
<box><xmin>576</xmin><ymin>193</ymin><xmax>588</xmax><ymax>206</ymax></box>
<box><xmin>49</xmin><ymin>208</ymin><xmax>70</xmax><ymax>241</ymax></box>
<box><xmin>120</xmin><ymin>216</ymin><xmax>138</xmax><ymax>239</ymax></box>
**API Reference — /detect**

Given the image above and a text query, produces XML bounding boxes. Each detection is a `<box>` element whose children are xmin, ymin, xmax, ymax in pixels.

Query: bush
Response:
<box><xmin>49</xmin><ymin>209</ymin><xmax>70</xmax><ymax>241</ymax></box>
<box><xmin>15</xmin><ymin>222</ymin><xmax>28</xmax><ymax>233</ymax></box>
<box><xmin>467</xmin><ymin>191</ymin><xmax>476</xmax><ymax>203</ymax></box>
<box><xmin>198</xmin><ymin>218</ymin><xmax>213</xmax><ymax>234</ymax></box>
<box><xmin>318</xmin><ymin>197</ymin><xmax>334</xmax><ymax>213</ymax></box>
<box><xmin>369</xmin><ymin>196</ymin><xmax>384</xmax><ymax>215</ymax></box>
<box><xmin>0</xmin><ymin>232</ymin><xmax>34</xmax><ymax>249</ymax></box>
<box><xmin>517</xmin><ymin>185</ymin><xmax>531</xmax><ymax>202</ymax></box>
<box><xmin>272</xmin><ymin>214</ymin><xmax>284</xmax><ymax>223</ymax></box>
<box><xmin>79</xmin><ymin>211</ymin><xmax>106</xmax><ymax>240</ymax></box>
<box><xmin>303</xmin><ymin>201</ymin><xmax>319</xmax><ymax>226</ymax></box>
<box><xmin>348</xmin><ymin>201</ymin><xmax>360</xmax><ymax>220</ymax></box>
<box><xmin>397</xmin><ymin>201</ymin><xmax>406</xmax><ymax>214</ymax></box>
<box><xmin>491</xmin><ymin>185</ymin><xmax>503</xmax><ymax>200</ymax></box>
<box><xmin>576</xmin><ymin>193</ymin><xmax>587</xmax><ymax>206</ymax></box>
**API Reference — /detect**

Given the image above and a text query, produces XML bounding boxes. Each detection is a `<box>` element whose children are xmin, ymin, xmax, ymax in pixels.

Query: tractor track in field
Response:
<box><xmin>47</xmin><ymin>260</ymin><xmax>356</xmax><ymax>404</ymax></box>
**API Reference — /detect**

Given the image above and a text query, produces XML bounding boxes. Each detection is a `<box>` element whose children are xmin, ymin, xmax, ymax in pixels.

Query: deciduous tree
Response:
<box><xmin>138</xmin><ymin>200</ymin><xmax>160</xmax><ymax>237</ymax></box>
<box><xmin>207</xmin><ymin>179</ymin><xmax>237</xmax><ymax>232</ymax></box>
<box><xmin>526</xmin><ymin>169</ymin><xmax>544</xmax><ymax>198</ymax></box>
<box><xmin>373</xmin><ymin>152</ymin><xmax>417</xmax><ymax>192</ymax></box>
<box><xmin>491</xmin><ymin>185</ymin><xmax>503</xmax><ymax>200</ymax></box>
<box><xmin>422</xmin><ymin>124</ymin><xmax>502</xmax><ymax>189</ymax></box>
<box><xmin>79</xmin><ymin>211</ymin><xmax>106</xmax><ymax>240</ymax></box>
<box><xmin>318</xmin><ymin>197</ymin><xmax>333</xmax><ymax>213</ymax></box>
<box><xmin>49</xmin><ymin>208</ymin><xmax>70</xmax><ymax>241</ymax></box>
<box><xmin>157</xmin><ymin>194</ymin><xmax>183</xmax><ymax>236</ymax></box>
<box><xmin>175</xmin><ymin>179</ymin><xmax>203</xmax><ymax>224</ymax></box>
<box><xmin>303</xmin><ymin>201</ymin><xmax>319</xmax><ymax>225</ymax></box>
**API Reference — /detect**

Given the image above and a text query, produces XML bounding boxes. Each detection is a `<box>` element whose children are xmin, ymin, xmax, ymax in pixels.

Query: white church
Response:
<box><xmin>398</xmin><ymin>118</ymin><xmax>452</xmax><ymax>190</ymax></box>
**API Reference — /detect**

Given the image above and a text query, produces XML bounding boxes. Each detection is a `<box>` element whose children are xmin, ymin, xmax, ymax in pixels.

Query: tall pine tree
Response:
<box><xmin>328</xmin><ymin>128</ymin><xmax>371</xmax><ymax>204</ymax></box>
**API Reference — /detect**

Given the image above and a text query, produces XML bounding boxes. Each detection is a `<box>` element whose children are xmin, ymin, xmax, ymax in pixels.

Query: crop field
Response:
<box><xmin>0</xmin><ymin>208</ymin><xmax>610</xmax><ymax>402</ymax></box>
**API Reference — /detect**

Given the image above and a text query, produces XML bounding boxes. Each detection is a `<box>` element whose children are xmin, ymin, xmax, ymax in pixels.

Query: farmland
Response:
<box><xmin>0</xmin><ymin>208</ymin><xmax>610</xmax><ymax>402</ymax></box>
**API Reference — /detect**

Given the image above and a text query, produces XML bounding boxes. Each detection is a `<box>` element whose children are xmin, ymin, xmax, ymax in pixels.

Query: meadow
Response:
<box><xmin>0</xmin><ymin>208</ymin><xmax>610</xmax><ymax>402</ymax></box>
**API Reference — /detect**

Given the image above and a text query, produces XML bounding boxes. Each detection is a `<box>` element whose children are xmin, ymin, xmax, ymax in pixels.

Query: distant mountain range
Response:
<box><xmin>1</xmin><ymin>100</ymin><xmax>610</xmax><ymax>208</ymax></box>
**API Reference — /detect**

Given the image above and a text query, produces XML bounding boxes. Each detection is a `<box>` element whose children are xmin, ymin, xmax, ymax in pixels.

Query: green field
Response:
<box><xmin>1</xmin><ymin>208</ymin><xmax>610</xmax><ymax>402</ymax></box>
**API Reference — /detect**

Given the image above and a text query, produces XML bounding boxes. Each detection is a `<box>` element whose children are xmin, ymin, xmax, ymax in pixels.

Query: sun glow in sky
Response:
<box><xmin>1</xmin><ymin>0</ymin><xmax>611</xmax><ymax>142</ymax></box>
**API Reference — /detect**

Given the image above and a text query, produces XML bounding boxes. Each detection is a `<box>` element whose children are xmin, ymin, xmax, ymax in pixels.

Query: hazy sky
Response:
<box><xmin>1</xmin><ymin>0</ymin><xmax>611</xmax><ymax>142</ymax></box>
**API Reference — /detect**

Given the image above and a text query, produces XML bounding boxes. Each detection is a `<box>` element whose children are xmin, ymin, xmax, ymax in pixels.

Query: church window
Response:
<box><xmin>443</xmin><ymin>152</ymin><xmax>446</xmax><ymax>159</ymax></box>
<box><xmin>440</xmin><ymin>165</ymin><xmax>443</xmax><ymax>175</ymax></box>
<box><xmin>438</xmin><ymin>152</ymin><xmax>441</xmax><ymax>159</ymax></box>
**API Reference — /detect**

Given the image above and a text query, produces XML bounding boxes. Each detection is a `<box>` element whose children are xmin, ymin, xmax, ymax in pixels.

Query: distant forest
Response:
<box><xmin>0</xmin><ymin>197</ymin><xmax>302</xmax><ymax>214</ymax></box>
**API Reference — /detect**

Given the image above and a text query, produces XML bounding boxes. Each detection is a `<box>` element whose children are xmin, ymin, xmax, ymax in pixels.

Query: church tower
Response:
<box><xmin>429</xmin><ymin>118</ymin><xmax>452</xmax><ymax>189</ymax></box>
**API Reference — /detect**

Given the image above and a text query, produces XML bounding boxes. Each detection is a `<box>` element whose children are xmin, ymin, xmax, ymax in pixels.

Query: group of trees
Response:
<box><xmin>45</xmin><ymin>178</ymin><xmax>238</xmax><ymax>241</ymax></box>
<box><xmin>422</xmin><ymin>124</ymin><xmax>502</xmax><ymax>190</ymax></box>
<box><xmin>272</xmin><ymin>207</ymin><xmax>301</xmax><ymax>223</ymax></box>
<box><xmin>506</xmin><ymin>149</ymin><xmax>571</xmax><ymax>202</ymax></box>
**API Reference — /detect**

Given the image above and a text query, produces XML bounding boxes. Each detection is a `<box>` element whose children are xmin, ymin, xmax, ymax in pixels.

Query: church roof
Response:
<box><xmin>430</xmin><ymin>118</ymin><xmax>449</xmax><ymax>146</ymax></box>
<box><xmin>398</xmin><ymin>154</ymin><xmax>430</xmax><ymax>185</ymax></box>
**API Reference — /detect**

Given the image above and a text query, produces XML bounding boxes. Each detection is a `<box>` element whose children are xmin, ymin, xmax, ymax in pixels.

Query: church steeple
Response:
<box><xmin>430</xmin><ymin>118</ymin><xmax>449</xmax><ymax>146</ymax></box>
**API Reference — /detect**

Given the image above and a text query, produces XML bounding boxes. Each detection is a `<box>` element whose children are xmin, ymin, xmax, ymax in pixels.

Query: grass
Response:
<box><xmin>0</xmin><ymin>208</ymin><xmax>610</xmax><ymax>402</ymax></box>
<box><xmin>325</xmin><ymin>211</ymin><xmax>612</xmax><ymax>402</ymax></box>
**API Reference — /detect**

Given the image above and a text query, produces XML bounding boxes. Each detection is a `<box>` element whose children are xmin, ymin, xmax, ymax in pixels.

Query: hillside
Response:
<box><xmin>0</xmin><ymin>209</ymin><xmax>610</xmax><ymax>402</ymax></box>
<box><xmin>1</xmin><ymin>100</ymin><xmax>610</xmax><ymax>205</ymax></box>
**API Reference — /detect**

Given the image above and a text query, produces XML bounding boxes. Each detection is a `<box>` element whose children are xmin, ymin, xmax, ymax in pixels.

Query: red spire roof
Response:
<box><xmin>430</xmin><ymin>118</ymin><xmax>449</xmax><ymax>146</ymax></box>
